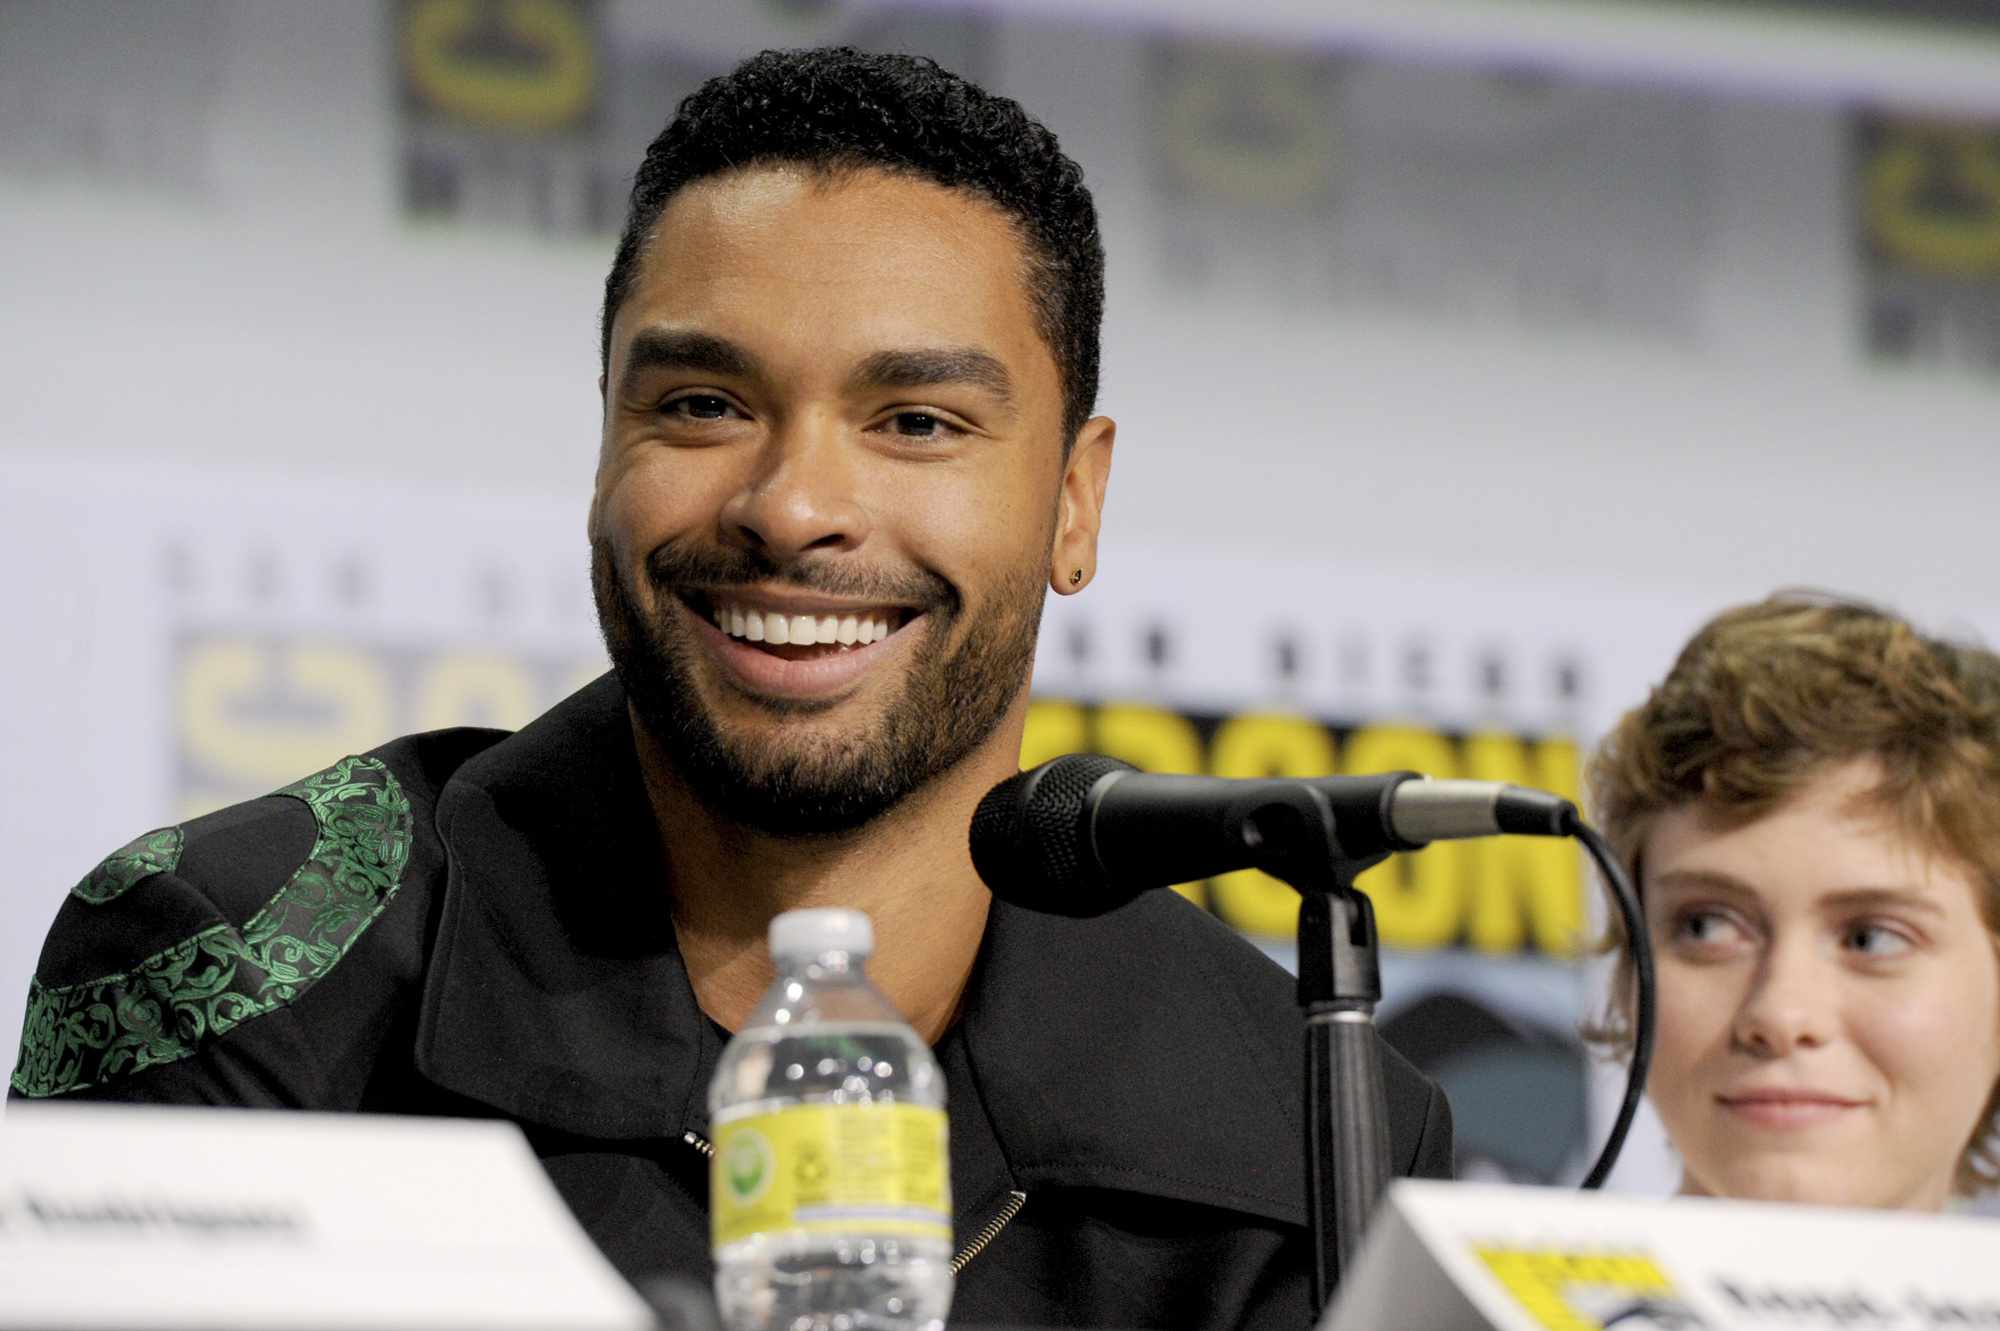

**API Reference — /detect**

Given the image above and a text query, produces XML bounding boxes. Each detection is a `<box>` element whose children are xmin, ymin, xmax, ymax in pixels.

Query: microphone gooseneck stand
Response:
<box><xmin>1220</xmin><ymin>786</ymin><xmax>1400</xmax><ymax>1317</ymax></box>
<box><xmin>1253</xmin><ymin>793</ymin><xmax>1655</xmax><ymax>1318</ymax></box>
<box><xmin>965</xmin><ymin>754</ymin><xmax>1656</xmax><ymax>1321</ymax></box>
<box><xmin>1295</xmin><ymin>866</ymin><xmax>1391</xmax><ymax>1310</ymax></box>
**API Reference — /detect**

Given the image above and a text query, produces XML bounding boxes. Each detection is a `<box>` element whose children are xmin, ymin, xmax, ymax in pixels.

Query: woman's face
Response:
<box><xmin>1642</xmin><ymin>759</ymin><xmax>2000</xmax><ymax>1210</ymax></box>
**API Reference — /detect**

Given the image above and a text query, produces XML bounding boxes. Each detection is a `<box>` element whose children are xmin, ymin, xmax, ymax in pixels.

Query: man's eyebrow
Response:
<box><xmin>617</xmin><ymin>329</ymin><xmax>755</xmax><ymax>393</ymax></box>
<box><xmin>848</xmin><ymin>347</ymin><xmax>1015</xmax><ymax>405</ymax></box>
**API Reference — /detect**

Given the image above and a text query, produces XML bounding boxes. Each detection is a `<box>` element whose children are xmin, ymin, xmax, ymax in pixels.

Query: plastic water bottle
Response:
<box><xmin>709</xmin><ymin>909</ymin><xmax>953</xmax><ymax>1331</ymax></box>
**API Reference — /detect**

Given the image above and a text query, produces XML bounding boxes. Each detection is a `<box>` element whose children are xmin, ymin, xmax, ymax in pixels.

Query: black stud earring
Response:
<box><xmin>1070</xmin><ymin>568</ymin><xmax>1083</xmax><ymax>586</ymax></box>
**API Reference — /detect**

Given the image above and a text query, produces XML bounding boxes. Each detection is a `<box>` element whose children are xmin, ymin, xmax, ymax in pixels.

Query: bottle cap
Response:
<box><xmin>768</xmin><ymin>907</ymin><xmax>874</xmax><ymax>961</ymax></box>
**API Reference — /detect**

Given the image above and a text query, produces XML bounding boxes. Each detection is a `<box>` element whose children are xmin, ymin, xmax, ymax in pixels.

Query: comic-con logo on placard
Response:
<box><xmin>723</xmin><ymin>1130</ymin><xmax>775</xmax><ymax>1204</ymax></box>
<box><xmin>1475</xmin><ymin>1246</ymin><xmax>1708</xmax><ymax>1331</ymax></box>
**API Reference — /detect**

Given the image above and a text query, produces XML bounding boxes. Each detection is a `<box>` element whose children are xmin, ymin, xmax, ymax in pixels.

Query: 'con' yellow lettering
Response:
<box><xmin>1206</xmin><ymin>712</ymin><xmax>1338</xmax><ymax>940</ymax></box>
<box><xmin>1343</xmin><ymin>725</ymin><xmax>1466</xmax><ymax>950</ymax></box>
<box><xmin>1093</xmin><ymin>703</ymin><xmax>1208</xmax><ymax>907</ymax></box>
<box><xmin>178</xmin><ymin>639</ymin><xmax>391</xmax><ymax>794</ymax></box>
<box><xmin>565</xmin><ymin>656</ymin><xmax>610</xmax><ymax>698</ymax></box>
<box><xmin>415</xmin><ymin>653</ymin><xmax>539</xmax><ymax>732</ymax></box>
<box><xmin>1461</xmin><ymin>733</ymin><xmax>1585</xmax><ymax>956</ymax></box>
<box><xmin>1020</xmin><ymin>699</ymin><xmax>1088</xmax><ymax>771</ymax></box>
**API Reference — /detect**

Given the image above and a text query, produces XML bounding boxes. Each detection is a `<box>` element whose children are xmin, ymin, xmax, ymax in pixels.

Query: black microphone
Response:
<box><xmin>969</xmin><ymin>754</ymin><xmax>1579</xmax><ymax>917</ymax></box>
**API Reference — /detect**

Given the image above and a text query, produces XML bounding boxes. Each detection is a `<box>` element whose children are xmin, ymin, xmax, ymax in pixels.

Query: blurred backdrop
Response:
<box><xmin>6</xmin><ymin>0</ymin><xmax>2000</xmax><ymax>1196</ymax></box>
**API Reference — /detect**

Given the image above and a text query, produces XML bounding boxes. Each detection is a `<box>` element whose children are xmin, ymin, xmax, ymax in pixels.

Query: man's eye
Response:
<box><xmin>889</xmin><ymin>412</ymin><xmax>949</xmax><ymax>438</ymax></box>
<box><xmin>663</xmin><ymin>394</ymin><xmax>732</xmax><ymax>420</ymax></box>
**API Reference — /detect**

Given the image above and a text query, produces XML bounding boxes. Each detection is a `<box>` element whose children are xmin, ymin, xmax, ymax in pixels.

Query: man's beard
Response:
<box><xmin>592</xmin><ymin>537</ymin><xmax>1046</xmax><ymax>838</ymax></box>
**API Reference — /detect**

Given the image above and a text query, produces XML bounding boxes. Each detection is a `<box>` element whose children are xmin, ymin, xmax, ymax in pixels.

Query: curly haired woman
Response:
<box><xmin>1589</xmin><ymin>594</ymin><xmax>2000</xmax><ymax>1208</ymax></box>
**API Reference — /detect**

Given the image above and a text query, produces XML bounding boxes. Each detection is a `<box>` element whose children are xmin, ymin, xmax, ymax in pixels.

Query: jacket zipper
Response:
<box><xmin>947</xmin><ymin>1188</ymin><xmax>1026</xmax><ymax>1274</ymax></box>
<box><xmin>684</xmin><ymin>1131</ymin><xmax>1026</xmax><ymax>1273</ymax></box>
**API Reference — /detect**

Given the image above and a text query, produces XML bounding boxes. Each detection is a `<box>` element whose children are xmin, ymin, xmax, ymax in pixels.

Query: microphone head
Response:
<box><xmin>970</xmin><ymin>754</ymin><xmax>1136</xmax><ymax>916</ymax></box>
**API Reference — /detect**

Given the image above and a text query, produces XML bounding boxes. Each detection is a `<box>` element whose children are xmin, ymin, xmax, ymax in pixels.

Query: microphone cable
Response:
<box><xmin>970</xmin><ymin>756</ymin><xmax>1658</xmax><ymax>1192</ymax></box>
<box><xmin>1572</xmin><ymin>821</ymin><xmax>1654</xmax><ymax>1191</ymax></box>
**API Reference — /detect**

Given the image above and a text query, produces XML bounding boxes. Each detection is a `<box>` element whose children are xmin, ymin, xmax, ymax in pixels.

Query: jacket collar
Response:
<box><xmin>414</xmin><ymin>674</ymin><xmax>1306</xmax><ymax>1227</ymax></box>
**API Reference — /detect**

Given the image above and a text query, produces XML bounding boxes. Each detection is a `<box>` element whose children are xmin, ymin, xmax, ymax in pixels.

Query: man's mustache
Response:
<box><xmin>642</xmin><ymin>543</ymin><xmax>956</xmax><ymax>614</ymax></box>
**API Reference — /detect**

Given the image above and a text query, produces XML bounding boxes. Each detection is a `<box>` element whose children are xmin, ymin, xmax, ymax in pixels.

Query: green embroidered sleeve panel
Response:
<box><xmin>71</xmin><ymin>826</ymin><xmax>187</xmax><ymax>906</ymax></box>
<box><xmin>10</xmin><ymin>755</ymin><xmax>414</xmax><ymax>1098</ymax></box>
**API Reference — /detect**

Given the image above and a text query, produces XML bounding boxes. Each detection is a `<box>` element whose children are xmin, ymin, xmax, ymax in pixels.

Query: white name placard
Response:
<box><xmin>0</xmin><ymin>1103</ymin><xmax>655</xmax><ymax>1329</ymax></box>
<box><xmin>1327</xmin><ymin>1179</ymin><xmax>1994</xmax><ymax>1331</ymax></box>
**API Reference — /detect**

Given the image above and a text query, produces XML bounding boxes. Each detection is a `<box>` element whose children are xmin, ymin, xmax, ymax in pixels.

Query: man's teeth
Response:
<box><xmin>711</xmin><ymin>603</ymin><xmax>897</xmax><ymax>647</ymax></box>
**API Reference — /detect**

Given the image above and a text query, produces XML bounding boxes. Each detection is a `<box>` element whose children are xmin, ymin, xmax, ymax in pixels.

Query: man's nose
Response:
<box><xmin>1731</xmin><ymin>936</ymin><xmax>1836</xmax><ymax>1058</ymax></box>
<box><xmin>718</xmin><ymin>415</ymin><xmax>872</xmax><ymax>560</ymax></box>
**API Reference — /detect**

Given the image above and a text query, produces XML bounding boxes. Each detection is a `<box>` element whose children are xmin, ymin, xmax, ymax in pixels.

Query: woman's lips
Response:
<box><xmin>1716</xmin><ymin>1089</ymin><xmax>1866</xmax><ymax>1127</ymax></box>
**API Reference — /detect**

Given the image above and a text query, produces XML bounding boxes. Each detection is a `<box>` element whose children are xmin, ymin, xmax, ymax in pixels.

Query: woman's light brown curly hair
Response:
<box><xmin>1585</xmin><ymin>592</ymin><xmax>2000</xmax><ymax>1195</ymax></box>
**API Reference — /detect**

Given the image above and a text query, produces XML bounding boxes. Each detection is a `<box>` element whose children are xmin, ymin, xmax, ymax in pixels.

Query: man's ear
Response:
<box><xmin>1049</xmin><ymin>415</ymin><xmax>1115</xmax><ymax>594</ymax></box>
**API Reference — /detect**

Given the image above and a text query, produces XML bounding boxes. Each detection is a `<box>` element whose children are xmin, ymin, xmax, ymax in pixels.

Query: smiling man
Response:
<box><xmin>12</xmin><ymin>48</ymin><xmax>1451</xmax><ymax>1329</ymax></box>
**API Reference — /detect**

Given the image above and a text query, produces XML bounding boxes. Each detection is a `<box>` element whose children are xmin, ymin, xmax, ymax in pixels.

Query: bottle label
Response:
<box><xmin>711</xmin><ymin>1103</ymin><xmax>952</xmax><ymax>1248</ymax></box>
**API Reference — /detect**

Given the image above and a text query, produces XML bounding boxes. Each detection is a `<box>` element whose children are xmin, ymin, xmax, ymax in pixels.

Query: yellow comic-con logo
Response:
<box><xmin>1474</xmin><ymin>1246</ymin><xmax>1708</xmax><ymax>1331</ymax></box>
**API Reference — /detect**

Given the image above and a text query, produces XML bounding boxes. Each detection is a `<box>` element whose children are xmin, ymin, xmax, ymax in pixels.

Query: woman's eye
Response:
<box><xmin>1672</xmin><ymin>908</ymin><xmax>1744</xmax><ymax>948</ymax></box>
<box><xmin>1845</xmin><ymin>922</ymin><xmax>1914</xmax><ymax>959</ymax></box>
<box><xmin>663</xmin><ymin>394</ymin><xmax>732</xmax><ymax>420</ymax></box>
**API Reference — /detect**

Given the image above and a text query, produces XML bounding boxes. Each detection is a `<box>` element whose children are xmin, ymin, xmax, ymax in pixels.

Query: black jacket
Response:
<box><xmin>12</xmin><ymin>675</ymin><xmax>1452</xmax><ymax>1330</ymax></box>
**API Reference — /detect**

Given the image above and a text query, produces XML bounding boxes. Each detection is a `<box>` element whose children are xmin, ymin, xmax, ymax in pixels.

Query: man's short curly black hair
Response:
<box><xmin>600</xmin><ymin>46</ymin><xmax>1104</xmax><ymax>447</ymax></box>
